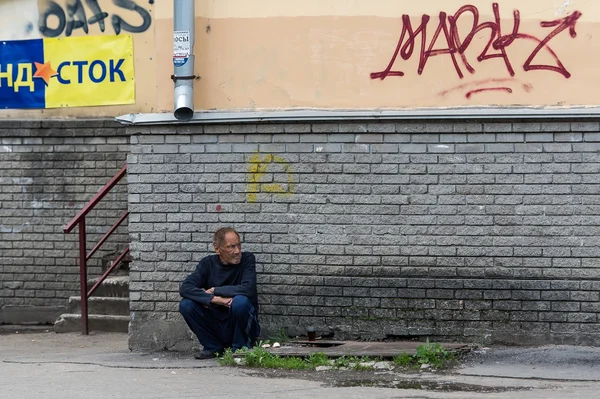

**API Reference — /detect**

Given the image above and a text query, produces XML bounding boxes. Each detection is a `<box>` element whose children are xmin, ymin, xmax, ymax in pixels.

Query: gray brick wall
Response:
<box><xmin>124</xmin><ymin>121</ymin><xmax>600</xmax><ymax>351</ymax></box>
<box><xmin>0</xmin><ymin>120</ymin><xmax>129</xmax><ymax>324</ymax></box>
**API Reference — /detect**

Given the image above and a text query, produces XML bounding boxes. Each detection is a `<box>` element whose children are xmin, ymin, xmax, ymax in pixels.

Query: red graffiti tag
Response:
<box><xmin>439</xmin><ymin>78</ymin><xmax>532</xmax><ymax>99</ymax></box>
<box><xmin>371</xmin><ymin>3</ymin><xmax>582</xmax><ymax>84</ymax></box>
<box><xmin>438</xmin><ymin>78</ymin><xmax>516</xmax><ymax>96</ymax></box>
<box><xmin>465</xmin><ymin>87</ymin><xmax>512</xmax><ymax>99</ymax></box>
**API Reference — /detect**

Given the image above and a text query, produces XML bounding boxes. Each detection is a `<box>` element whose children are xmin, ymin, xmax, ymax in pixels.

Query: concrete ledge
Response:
<box><xmin>54</xmin><ymin>314</ymin><xmax>130</xmax><ymax>333</ymax></box>
<box><xmin>68</xmin><ymin>297</ymin><xmax>130</xmax><ymax>316</ymax></box>
<box><xmin>0</xmin><ymin>307</ymin><xmax>64</xmax><ymax>325</ymax></box>
<box><xmin>128</xmin><ymin>315</ymin><xmax>191</xmax><ymax>352</ymax></box>
<box><xmin>0</xmin><ymin>324</ymin><xmax>52</xmax><ymax>335</ymax></box>
<box><xmin>116</xmin><ymin>108</ymin><xmax>600</xmax><ymax>126</ymax></box>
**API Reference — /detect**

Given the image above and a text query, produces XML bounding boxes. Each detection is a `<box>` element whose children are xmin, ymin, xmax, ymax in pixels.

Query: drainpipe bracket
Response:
<box><xmin>171</xmin><ymin>74</ymin><xmax>200</xmax><ymax>81</ymax></box>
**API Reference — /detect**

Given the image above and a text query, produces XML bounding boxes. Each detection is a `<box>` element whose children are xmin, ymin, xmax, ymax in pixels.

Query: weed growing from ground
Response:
<box><xmin>268</xmin><ymin>328</ymin><xmax>292</xmax><ymax>344</ymax></box>
<box><xmin>219</xmin><ymin>347</ymin><xmax>324</xmax><ymax>370</ymax></box>
<box><xmin>414</xmin><ymin>339</ymin><xmax>453</xmax><ymax>368</ymax></box>
<box><xmin>306</xmin><ymin>352</ymin><xmax>330</xmax><ymax>368</ymax></box>
<box><xmin>393</xmin><ymin>339</ymin><xmax>456</xmax><ymax>369</ymax></box>
<box><xmin>218</xmin><ymin>348</ymin><xmax>237</xmax><ymax>366</ymax></box>
<box><xmin>331</xmin><ymin>355</ymin><xmax>350</xmax><ymax>368</ymax></box>
<box><xmin>218</xmin><ymin>339</ymin><xmax>457</xmax><ymax>370</ymax></box>
<box><xmin>392</xmin><ymin>352</ymin><xmax>413</xmax><ymax>367</ymax></box>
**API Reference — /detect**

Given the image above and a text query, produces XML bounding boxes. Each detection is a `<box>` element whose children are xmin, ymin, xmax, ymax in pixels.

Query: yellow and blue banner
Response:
<box><xmin>0</xmin><ymin>35</ymin><xmax>134</xmax><ymax>109</ymax></box>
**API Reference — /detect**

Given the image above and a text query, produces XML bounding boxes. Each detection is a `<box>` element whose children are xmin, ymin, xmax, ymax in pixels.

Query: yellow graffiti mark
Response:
<box><xmin>248</xmin><ymin>153</ymin><xmax>294</xmax><ymax>203</ymax></box>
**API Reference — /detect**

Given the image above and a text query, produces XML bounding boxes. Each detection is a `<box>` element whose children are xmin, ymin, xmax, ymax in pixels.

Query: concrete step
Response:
<box><xmin>0</xmin><ymin>324</ymin><xmax>53</xmax><ymax>335</ymax></box>
<box><xmin>54</xmin><ymin>314</ymin><xmax>130</xmax><ymax>333</ymax></box>
<box><xmin>68</xmin><ymin>296</ymin><xmax>130</xmax><ymax>316</ymax></box>
<box><xmin>86</xmin><ymin>276</ymin><xmax>129</xmax><ymax>297</ymax></box>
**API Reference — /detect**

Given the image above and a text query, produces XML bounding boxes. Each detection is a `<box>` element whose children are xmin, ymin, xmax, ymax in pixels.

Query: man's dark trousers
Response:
<box><xmin>179</xmin><ymin>295</ymin><xmax>259</xmax><ymax>353</ymax></box>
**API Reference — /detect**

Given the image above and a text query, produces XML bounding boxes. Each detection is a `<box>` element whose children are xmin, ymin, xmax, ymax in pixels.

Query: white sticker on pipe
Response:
<box><xmin>173</xmin><ymin>30</ymin><xmax>191</xmax><ymax>67</ymax></box>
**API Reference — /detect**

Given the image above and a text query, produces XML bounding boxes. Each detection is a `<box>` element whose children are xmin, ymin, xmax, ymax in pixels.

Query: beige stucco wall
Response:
<box><xmin>155</xmin><ymin>0</ymin><xmax>599</xmax><ymax>112</ymax></box>
<box><xmin>2</xmin><ymin>0</ymin><xmax>598</xmax><ymax>118</ymax></box>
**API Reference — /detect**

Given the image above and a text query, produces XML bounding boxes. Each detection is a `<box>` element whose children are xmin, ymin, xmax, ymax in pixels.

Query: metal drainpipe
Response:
<box><xmin>173</xmin><ymin>0</ymin><xmax>196</xmax><ymax>121</ymax></box>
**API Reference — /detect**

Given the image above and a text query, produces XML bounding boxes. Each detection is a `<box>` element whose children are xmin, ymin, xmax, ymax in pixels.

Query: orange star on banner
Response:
<box><xmin>33</xmin><ymin>62</ymin><xmax>58</xmax><ymax>85</ymax></box>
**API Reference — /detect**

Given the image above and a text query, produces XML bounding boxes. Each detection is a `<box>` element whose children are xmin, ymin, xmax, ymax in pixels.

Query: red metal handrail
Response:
<box><xmin>63</xmin><ymin>164</ymin><xmax>129</xmax><ymax>335</ymax></box>
<box><xmin>64</xmin><ymin>164</ymin><xmax>128</xmax><ymax>233</ymax></box>
<box><xmin>88</xmin><ymin>246</ymin><xmax>130</xmax><ymax>298</ymax></box>
<box><xmin>87</xmin><ymin>211</ymin><xmax>130</xmax><ymax>261</ymax></box>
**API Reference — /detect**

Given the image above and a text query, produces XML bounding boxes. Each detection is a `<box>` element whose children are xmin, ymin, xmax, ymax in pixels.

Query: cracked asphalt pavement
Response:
<box><xmin>3</xmin><ymin>331</ymin><xmax>600</xmax><ymax>398</ymax></box>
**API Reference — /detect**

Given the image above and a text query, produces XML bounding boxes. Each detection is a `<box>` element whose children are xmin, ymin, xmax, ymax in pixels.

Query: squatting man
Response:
<box><xmin>179</xmin><ymin>227</ymin><xmax>260</xmax><ymax>359</ymax></box>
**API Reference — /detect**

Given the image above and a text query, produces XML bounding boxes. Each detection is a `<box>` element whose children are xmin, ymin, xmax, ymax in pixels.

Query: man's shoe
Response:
<box><xmin>193</xmin><ymin>350</ymin><xmax>217</xmax><ymax>360</ymax></box>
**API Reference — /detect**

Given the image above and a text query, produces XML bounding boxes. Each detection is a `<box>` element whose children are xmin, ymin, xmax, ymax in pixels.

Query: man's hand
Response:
<box><xmin>211</xmin><ymin>296</ymin><xmax>232</xmax><ymax>308</ymax></box>
<box><xmin>205</xmin><ymin>287</ymin><xmax>215</xmax><ymax>294</ymax></box>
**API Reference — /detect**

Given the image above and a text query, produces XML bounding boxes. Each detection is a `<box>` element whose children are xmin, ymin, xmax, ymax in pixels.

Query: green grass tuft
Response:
<box><xmin>306</xmin><ymin>352</ymin><xmax>330</xmax><ymax>368</ymax></box>
<box><xmin>221</xmin><ymin>346</ymin><xmax>330</xmax><ymax>370</ymax></box>
<box><xmin>217</xmin><ymin>348</ymin><xmax>237</xmax><ymax>366</ymax></box>
<box><xmin>392</xmin><ymin>339</ymin><xmax>456</xmax><ymax>369</ymax></box>
<box><xmin>268</xmin><ymin>328</ymin><xmax>292</xmax><ymax>344</ymax></box>
<box><xmin>414</xmin><ymin>338</ymin><xmax>453</xmax><ymax>369</ymax></box>
<box><xmin>392</xmin><ymin>352</ymin><xmax>413</xmax><ymax>367</ymax></box>
<box><xmin>218</xmin><ymin>339</ymin><xmax>457</xmax><ymax>371</ymax></box>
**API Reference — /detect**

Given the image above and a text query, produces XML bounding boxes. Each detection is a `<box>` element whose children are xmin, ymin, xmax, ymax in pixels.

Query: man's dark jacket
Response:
<box><xmin>179</xmin><ymin>252</ymin><xmax>258</xmax><ymax>316</ymax></box>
